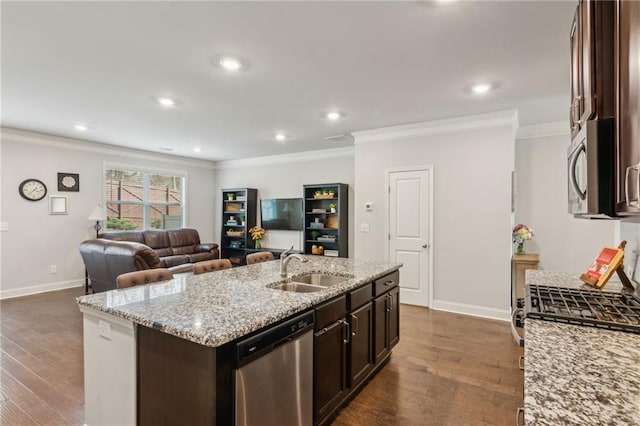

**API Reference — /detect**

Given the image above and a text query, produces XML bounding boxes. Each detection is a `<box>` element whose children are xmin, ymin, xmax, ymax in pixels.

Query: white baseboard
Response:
<box><xmin>431</xmin><ymin>299</ymin><xmax>511</xmax><ymax>322</ymax></box>
<box><xmin>0</xmin><ymin>278</ymin><xmax>84</xmax><ymax>300</ymax></box>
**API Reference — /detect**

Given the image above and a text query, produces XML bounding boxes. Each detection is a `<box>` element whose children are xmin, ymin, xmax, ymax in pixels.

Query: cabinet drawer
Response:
<box><xmin>348</xmin><ymin>284</ymin><xmax>372</xmax><ymax>311</ymax></box>
<box><xmin>315</xmin><ymin>295</ymin><xmax>347</xmax><ymax>330</ymax></box>
<box><xmin>373</xmin><ymin>270</ymin><xmax>399</xmax><ymax>297</ymax></box>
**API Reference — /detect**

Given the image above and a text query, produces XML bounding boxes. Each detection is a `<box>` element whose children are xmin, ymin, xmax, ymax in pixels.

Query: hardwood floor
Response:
<box><xmin>0</xmin><ymin>288</ymin><xmax>523</xmax><ymax>425</ymax></box>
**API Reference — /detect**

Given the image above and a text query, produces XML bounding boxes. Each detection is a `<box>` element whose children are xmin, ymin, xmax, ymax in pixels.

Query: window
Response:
<box><xmin>104</xmin><ymin>167</ymin><xmax>185</xmax><ymax>231</ymax></box>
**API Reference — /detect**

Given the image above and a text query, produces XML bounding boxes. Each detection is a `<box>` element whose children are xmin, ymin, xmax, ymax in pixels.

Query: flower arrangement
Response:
<box><xmin>512</xmin><ymin>224</ymin><xmax>534</xmax><ymax>255</ymax></box>
<box><xmin>249</xmin><ymin>226</ymin><xmax>266</xmax><ymax>248</ymax></box>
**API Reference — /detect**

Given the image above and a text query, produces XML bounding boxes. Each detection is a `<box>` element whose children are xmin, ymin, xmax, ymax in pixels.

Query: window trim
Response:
<box><xmin>103</xmin><ymin>162</ymin><xmax>188</xmax><ymax>231</ymax></box>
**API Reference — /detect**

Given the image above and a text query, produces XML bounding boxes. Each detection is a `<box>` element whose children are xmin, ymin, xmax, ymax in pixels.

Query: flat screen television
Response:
<box><xmin>260</xmin><ymin>198</ymin><xmax>303</xmax><ymax>230</ymax></box>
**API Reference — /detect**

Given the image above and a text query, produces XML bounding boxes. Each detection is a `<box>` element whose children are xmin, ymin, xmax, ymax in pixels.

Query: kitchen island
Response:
<box><xmin>524</xmin><ymin>270</ymin><xmax>640</xmax><ymax>425</ymax></box>
<box><xmin>77</xmin><ymin>256</ymin><xmax>401</xmax><ymax>425</ymax></box>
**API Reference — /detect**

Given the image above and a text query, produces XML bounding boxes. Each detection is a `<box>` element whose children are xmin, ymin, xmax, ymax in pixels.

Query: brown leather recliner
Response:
<box><xmin>79</xmin><ymin>239</ymin><xmax>163</xmax><ymax>293</ymax></box>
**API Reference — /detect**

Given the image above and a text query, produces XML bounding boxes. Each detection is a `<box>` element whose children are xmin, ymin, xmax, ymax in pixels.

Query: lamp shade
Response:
<box><xmin>88</xmin><ymin>205</ymin><xmax>107</xmax><ymax>221</ymax></box>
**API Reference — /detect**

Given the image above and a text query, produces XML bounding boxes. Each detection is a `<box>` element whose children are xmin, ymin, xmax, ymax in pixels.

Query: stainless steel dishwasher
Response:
<box><xmin>234</xmin><ymin>310</ymin><xmax>314</xmax><ymax>426</ymax></box>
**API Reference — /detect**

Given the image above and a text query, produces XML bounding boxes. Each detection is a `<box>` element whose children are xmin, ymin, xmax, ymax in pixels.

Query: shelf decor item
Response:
<box><xmin>249</xmin><ymin>226</ymin><xmax>266</xmax><ymax>249</ymax></box>
<box><xmin>512</xmin><ymin>224</ymin><xmax>534</xmax><ymax>255</ymax></box>
<box><xmin>329</xmin><ymin>203</ymin><xmax>337</xmax><ymax>213</ymax></box>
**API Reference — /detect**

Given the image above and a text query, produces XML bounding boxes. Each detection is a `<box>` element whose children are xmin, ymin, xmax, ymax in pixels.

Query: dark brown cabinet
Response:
<box><xmin>569</xmin><ymin>0</ymin><xmax>615</xmax><ymax>138</ymax></box>
<box><xmin>615</xmin><ymin>1</ymin><xmax>640</xmax><ymax>214</ymax></box>
<box><xmin>373</xmin><ymin>271</ymin><xmax>400</xmax><ymax>364</ymax></box>
<box><xmin>313</xmin><ymin>272</ymin><xmax>400</xmax><ymax>425</ymax></box>
<box><xmin>348</xmin><ymin>301</ymin><xmax>373</xmax><ymax>388</ymax></box>
<box><xmin>313</xmin><ymin>296</ymin><xmax>348</xmax><ymax>422</ymax></box>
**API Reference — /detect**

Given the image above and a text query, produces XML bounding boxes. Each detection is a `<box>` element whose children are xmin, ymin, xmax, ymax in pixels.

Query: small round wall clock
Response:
<box><xmin>57</xmin><ymin>172</ymin><xmax>80</xmax><ymax>192</ymax></box>
<box><xmin>19</xmin><ymin>178</ymin><xmax>47</xmax><ymax>201</ymax></box>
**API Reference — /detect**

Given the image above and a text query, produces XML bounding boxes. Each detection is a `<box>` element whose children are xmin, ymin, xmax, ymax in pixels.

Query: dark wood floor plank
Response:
<box><xmin>1</xmin><ymin>287</ymin><xmax>523</xmax><ymax>426</ymax></box>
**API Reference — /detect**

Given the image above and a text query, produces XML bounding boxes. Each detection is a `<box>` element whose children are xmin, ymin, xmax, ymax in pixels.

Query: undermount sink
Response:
<box><xmin>270</xmin><ymin>282</ymin><xmax>325</xmax><ymax>293</ymax></box>
<box><xmin>269</xmin><ymin>273</ymin><xmax>352</xmax><ymax>293</ymax></box>
<box><xmin>290</xmin><ymin>273</ymin><xmax>351</xmax><ymax>287</ymax></box>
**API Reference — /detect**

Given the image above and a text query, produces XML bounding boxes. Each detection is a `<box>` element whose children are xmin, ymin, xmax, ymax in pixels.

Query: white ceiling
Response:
<box><xmin>1</xmin><ymin>1</ymin><xmax>576</xmax><ymax>161</ymax></box>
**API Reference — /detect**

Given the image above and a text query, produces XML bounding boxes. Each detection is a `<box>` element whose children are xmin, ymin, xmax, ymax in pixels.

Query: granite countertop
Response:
<box><xmin>76</xmin><ymin>256</ymin><xmax>401</xmax><ymax>348</ymax></box>
<box><xmin>524</xmin><ymin>270</ymin><xmax>640</xmax><ymax>425</ymax></box>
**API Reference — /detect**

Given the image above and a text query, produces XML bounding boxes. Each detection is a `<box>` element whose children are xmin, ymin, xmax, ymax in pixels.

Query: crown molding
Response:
<box><xmin>0</xmin><ymin>127</ymin><xmax>217</xmax><ymax>170</ymax></box>
<box><xmin>216</xmin><ymin>146</ymin><xmax>354</xmax><ymax>170</ymax></box>
<box><xmin>352</xmin><ymin>110</ymin><xmax>519</xmax><ymax>144</ymax></box>
<box><xmin>516</xmin><ymin>121</ymin><xmax>569</xmax><ymax>140</ymax></box>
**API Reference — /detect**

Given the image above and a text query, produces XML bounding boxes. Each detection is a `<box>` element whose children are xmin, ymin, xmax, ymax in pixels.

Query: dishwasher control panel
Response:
<box><xmin>235</xmin><ymin>311</ymin><xmax>315</xmax><ymax>365</ymax></box>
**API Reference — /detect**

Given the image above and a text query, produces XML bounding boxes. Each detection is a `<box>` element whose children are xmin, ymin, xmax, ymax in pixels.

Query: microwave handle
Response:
<box><xmin>570</xmin><ymin>144</ymin><xmax>586</xmax><ymax>200</ymax></box>
<box><xmin>625</xmin><ymin>164</ymin><xmax>640</xmax><ymax>208</ymax></box>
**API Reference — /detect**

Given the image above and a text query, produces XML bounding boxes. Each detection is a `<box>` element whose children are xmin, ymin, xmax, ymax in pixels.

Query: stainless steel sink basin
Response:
<box><xmin>270</xmin><ymin>282</ymin><xmax>325</xmax><ymax>293</ymax></box>
<box><xmin>290</xmin><ymin>273</ymin><xmax>351</xmax><ymax>287</ymax></box>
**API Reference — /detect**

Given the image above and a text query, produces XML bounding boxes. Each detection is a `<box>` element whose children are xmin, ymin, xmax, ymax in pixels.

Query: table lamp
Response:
<box><xmin>88</xmin><ymin>205</ymin><xmax>107</xmax><ymax>238</ymax></box>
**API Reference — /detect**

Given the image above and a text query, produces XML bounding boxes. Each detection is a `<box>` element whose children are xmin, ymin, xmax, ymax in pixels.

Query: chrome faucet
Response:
<box><xmin>280</xmin><ymin>248</ymin><xmax>307</xmax><ymax>278</ymax></box>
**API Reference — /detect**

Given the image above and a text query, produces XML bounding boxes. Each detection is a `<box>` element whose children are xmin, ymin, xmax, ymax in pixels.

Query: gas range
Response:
<box><xmin>525</xmin><ymin>284</ymin><xmax>640</xmax><ymax>334</ymax></box>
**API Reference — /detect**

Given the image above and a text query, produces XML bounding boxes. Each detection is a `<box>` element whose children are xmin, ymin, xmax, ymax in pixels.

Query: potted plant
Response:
<box><xmin>329</xmin><ymin>203</ymin><xmax>337</xmax><ymax>213</ymax></box>
<box><xmin>322</xmin><ymin>189</ymin><xmax>329</xmax><ymax>195</ymax></box>
<box><xmin>328</xmin><ymin>190</ymin><xmax>336</xmax><ymax>197</ymax></box>
<box><xmin>239</xmin><ymin>215</ymin><xmax>246</xmax><ymax>226</ymax></box>
<box><xmin>310</xmin><ymin>230</ymin><xmax>320</xmax><ymax>240</ymax></box>
<box><xmin>227</xmin><ymin>193</ymin><xmax>234</xmax><ymax>200</ymax></box>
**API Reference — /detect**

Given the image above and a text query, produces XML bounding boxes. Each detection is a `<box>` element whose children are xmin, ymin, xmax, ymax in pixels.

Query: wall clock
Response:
<box><xmin>57</xmin><ymin>172</ymin><xmax>80</xmax><ymax>192</ymax></box>
<box><xmin>19</xmin><ymin>178</ymin><xmax>47</xmax><ymax>201</ymax></box>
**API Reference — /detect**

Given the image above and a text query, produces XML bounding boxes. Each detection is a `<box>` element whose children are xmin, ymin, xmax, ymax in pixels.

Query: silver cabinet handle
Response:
<box><xmin>516</xmin><ymin>407</ymin><xmax>524</xmax><ymax>426</ymax></box>
<box><xmin>625</xmin><ymin>163</ymin><xmax>640</xmax><ymax>208</ymax></box>
<box><xmin>387</xmin><ymin>293</ymin><xmax>393</xmax><ymax>312</ymax></box>
<box><xmin>518</xmin><ymin>356</ymin><xmax>525</xmax><ymax>370</ymax></box>
<box><xmin>341</xmin><ymin>319</ymin><xmax>350</xmax><ymax>344</ymax></box>
<box><xmin>351</xmin><ymin>313</ymin><xmax>358</xmax><ymax>337</ymax></box>
<box><xmin>383</xmin><ymin>280</ymin><xmax>395</xmax><ymax>286</ymax></box>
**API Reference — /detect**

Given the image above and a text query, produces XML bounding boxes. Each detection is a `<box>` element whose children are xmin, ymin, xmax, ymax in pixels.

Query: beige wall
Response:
<box><xmin>353</xmin><ymin>112</ymin><xmax>517</xmax><ymax>320</ymax></box>
<box><xmin>0</xmin><ymin>128</ymin><xmax>216</xmax><ymax>298</ymax></box>
<box><xmin>515</xmin><ymin>131</ymin><xmax>615</xmax><ymax>274</ymax></box>
<box><xmin>214</xmin><ymin>148</ymin><xmax>354</xmax><ymax>256</ymax></box>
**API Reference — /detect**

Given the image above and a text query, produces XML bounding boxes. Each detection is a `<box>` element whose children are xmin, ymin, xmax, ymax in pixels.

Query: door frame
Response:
<box><xmin>384</xmin><ymin>165</ymin><xmax>434</xmax><ymax>308</ymax></box>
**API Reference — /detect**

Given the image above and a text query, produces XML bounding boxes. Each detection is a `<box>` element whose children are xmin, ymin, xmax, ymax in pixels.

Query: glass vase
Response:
<box><xmin>255</xmin><ymin>239</ymin><xmax>261</xmax><ymax>249</ymax></box>
<box><xmin>516</xmin><ymin>241</ymin><xmax>525</xmax><ymax>255</ymax></box>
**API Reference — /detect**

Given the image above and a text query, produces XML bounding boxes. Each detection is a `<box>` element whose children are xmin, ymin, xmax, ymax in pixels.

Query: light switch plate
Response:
<box><xmin>361</xmin><ymin>223</ymin><xmax>370</xmax><ymax>232</ymax></box>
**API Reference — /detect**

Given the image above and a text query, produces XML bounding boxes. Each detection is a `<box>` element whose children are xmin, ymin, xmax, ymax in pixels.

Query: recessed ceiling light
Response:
<box><xmin>471</xmin><ymin>83</ymin><xmax>491</xmax><ymax>94</ymax></box>
<box><xmin>219</xmin><ymin>57</ymin><xmax>243</xmax><ymax>71</ymax></box>
<box><xmin>157</xmin><ymin>97</ymin><xmax>176</xmax><ymax>107</ymax></box>
<box><xmin>325</xmin><ymin>111</ymin><xmax>343</xmax><ymax>121</ymax></box>
<box><xmin>193</xmin><ymin>147</ymin><xmax>202</xmax><ymax>153</ymax></box>
<box><xmin>74</xmin><ymin>124</ymin><xmax>88</xmax><ymax>131</ymax></box>
<box><xmin>274</xmin><ymin>133</ymin><xmax>287</xmax><ymax>142</ymax></box>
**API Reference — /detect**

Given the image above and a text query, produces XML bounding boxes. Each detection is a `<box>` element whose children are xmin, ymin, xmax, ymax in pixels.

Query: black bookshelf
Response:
<box><xmin>220</xmin><ymin>188</ymin><xmax>257</xmax><ymax>266</ymax></box>
<box><xmin>303</xmin><ymin>183</ymin><xmax>348</xmax><ymax>258</ymax></box>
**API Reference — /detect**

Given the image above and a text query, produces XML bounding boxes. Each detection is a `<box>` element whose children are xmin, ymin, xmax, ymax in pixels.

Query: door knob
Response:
<box><xmin>422</xmin><ymin>243</ymin><xmax>428</xmax><ymax>248</ymax></box>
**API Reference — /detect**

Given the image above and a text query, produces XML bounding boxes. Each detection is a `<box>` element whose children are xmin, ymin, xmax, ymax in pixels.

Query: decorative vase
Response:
<box><xmin>516</xmin><ymin>241</ymin><xmax>525</xmax><ymax>255</ymax></box>
<box><xmin>255</xmin><ymin>240</ymin><xmax>261</xmax><ymax>249</ymax></box>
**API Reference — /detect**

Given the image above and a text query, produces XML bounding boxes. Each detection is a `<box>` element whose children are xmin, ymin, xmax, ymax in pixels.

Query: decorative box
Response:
<box><xmin>324</xmin><ymin>250</ymin><xmax>339</xmax><ymax>257</ymax></box>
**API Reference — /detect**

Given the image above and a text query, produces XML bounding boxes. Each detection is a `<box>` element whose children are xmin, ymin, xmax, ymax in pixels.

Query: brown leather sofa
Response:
<box><xmin>99</xmin><ymin>228</ymin><xmax>219</xmax><ymax>268</ymax></box>
<box><xmin>80</xmin><ymin>228</ymin><xmax>219</xmax><ymax>293</ymax></box>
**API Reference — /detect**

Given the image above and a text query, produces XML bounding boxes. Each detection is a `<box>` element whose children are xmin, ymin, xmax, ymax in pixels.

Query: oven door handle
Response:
<box><xmin>570</xmin><ymin>143</ymin><xmax>586</xmax><ymax>201</ymax></box>
<box><xmin>510</xmin><ymin>308</ymin><xmax>524</xmax><ymax>347</ymax></box>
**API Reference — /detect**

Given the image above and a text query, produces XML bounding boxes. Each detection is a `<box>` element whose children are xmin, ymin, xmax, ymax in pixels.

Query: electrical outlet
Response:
<box><xmin>98</xmin><ymin>320</ymin><xmax>112</xmax><ymax>340</ymax></box>
<box><xmin>49</xmin><ymin>265</ymin><xmax>57</xmax><ymax>274</ymax></box>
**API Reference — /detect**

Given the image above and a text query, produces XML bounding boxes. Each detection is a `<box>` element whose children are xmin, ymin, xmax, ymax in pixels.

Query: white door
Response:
<box><xmin>387</xmin><ymin>167</ymin><xmax>432</xmax><ymax>307</ymax></box>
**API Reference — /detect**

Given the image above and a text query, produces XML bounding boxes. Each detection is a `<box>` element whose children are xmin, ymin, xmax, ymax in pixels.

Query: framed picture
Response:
<box><xmin>57</xmin><ymin>172</ymin><xmax>80</xmax><ymax>192</ymax></box>
<box><xmin>49</xmin><ymin>195</ymin><xmax>68</xmax><ymax>215</ymax></box>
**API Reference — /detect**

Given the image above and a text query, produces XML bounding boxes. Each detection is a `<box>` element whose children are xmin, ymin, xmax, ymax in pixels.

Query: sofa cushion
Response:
<box><xmin>160</xmin><ymin>255</ymin><xmax>190</xmax><ymax>268</ymax></box>
<box><xmin>168</xmin><ymin>228</ymin><xmax>200</xmax><ymax>255</ymax></box>
<box><xmin>99</xmin><ymin>231</ymin><xmax>145</xmax><ymax>244</ymax></box>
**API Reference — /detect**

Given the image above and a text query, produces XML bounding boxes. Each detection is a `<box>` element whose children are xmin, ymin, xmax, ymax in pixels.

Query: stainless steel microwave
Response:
<box><xmin>567</xmin><ymin>118</ymin><xmax>615</xmax><ymax>218</ymax></box>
